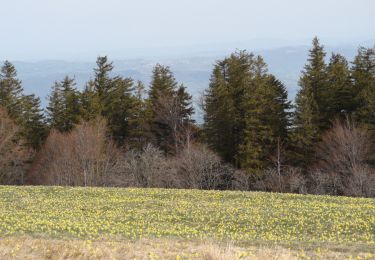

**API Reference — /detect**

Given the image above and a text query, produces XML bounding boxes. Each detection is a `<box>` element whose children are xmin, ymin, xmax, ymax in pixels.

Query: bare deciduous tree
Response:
<box><xmin>0</xmin><ymin>108</ymin><xmax>33</xmax><ymax>184</ymax></box>
<box><xmin>154</xmin><ymin>94</ymin><xmax>195</xmax><ymax>154</ymax></box>
<box><xmin>30</xmin><ymin>118</ymin><xmax>122</xmax><ymax>186</ymax></box>
<box><xmin>313</xmin><ymin>119</ymin><xmax>375</xmax><ymax>197</ymax></box>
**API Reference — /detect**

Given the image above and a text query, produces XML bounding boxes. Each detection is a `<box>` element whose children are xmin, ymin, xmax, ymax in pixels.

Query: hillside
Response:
<box><xmin>0</xmin><ymin>186</ymin><xmax>374</xmax><ymax>259</ymax></box>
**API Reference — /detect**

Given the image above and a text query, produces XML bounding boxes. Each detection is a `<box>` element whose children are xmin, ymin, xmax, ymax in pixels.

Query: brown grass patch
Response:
<box><xmin>0</xmin><ymin>236</ymin><xmax>374</xmax><ymax>259</ymax></box>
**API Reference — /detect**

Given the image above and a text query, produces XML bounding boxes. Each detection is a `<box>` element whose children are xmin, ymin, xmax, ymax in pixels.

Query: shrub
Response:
<box><xmin>172</xmin><ymin>144</ymin><xmax>235</xmax><ymax>190</ymax></box>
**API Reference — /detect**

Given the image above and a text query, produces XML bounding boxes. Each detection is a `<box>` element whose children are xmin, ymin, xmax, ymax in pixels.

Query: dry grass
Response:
<box><xmin>0</xmin><ymin>236</ymin><xmax>374</xmax><ymax>260</ymax></box>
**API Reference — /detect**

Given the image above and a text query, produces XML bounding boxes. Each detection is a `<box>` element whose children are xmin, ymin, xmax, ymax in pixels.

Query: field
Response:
<box><xmin>0</xmin><ymin>186</ymin><xmax>374</xmax><ymax>259</ymax></box>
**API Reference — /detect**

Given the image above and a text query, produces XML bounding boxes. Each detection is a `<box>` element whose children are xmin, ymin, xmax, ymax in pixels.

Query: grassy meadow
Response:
<box><xmin>0</xmin><ymin>186</ymin><xmax>374</xmax><ymax>259</ymax></box>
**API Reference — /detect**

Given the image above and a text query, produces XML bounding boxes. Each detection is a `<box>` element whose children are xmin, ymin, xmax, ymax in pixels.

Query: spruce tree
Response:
<box><xmin>204</xmin><ymin>59</ymin><xmax>237</xmax><ymax>163</ymax></box>
<box><xmin>102</xmin><ymin>76</ymin><xmax>136</xmax><ymax>144</ymax></box>
<box><xmin>80</xmin><ymin>81</ymin><xmax>101</xmax><ymax>121</ymax></box>
<box><xmin>21</xmin><ymin>94</ymin><xmax>47</xmax><ymax>148</ymax></box>
<box><xmin>351</xmin><ymin>46</ymin><xmax>375</xmax><ymax>130</ymax></box>
<box><xmin>0</xmin><ymin>61</ymin><xmax>24</xmax><ymax>121</ymax></box>
<box><xmin>128</xmin><ymin>81</ymin><xmax>150</xmax><ymax>149</ymax></box>
<box><xmin>325</xmin><ymin>53</ymin><xmax>354</xmax><ymax>120</ymax></box>
<box><xmin>148</xmin><ymin>64</ymin><xmax>194</xmax><ymax>153</ymax></box>
<box><xmin>149</xmin><ymin>64</ymin><xmax>177</xmax><ymax>103</ymax></box>
<box><xmin>0</xmin><ymin>61</ymin><xmax>47</xmax><ymax>148</ymax></box>
<box><xmin>47</xmin><ymin>76</ymin><xmax>81</xmax><ymax>132</ymax></box>
<box><xmin>239</xmin><ymin>57</ymin><xmax>292</xmax><ymax>172</ymax></box>
<box><xmin>148</xmin><ymin>64</ymin><xmax>177</xmax><ymax>151</ymax></box>
<box><xmin>176</xmin><ymin>85</ymin><xmax>194</xmax><ymax>124</ymax></box>
<box><xmin>291</xmin><ymin>37</ymin><xmax>327</xmax><ymax>167</ymax></box>
<box><xmin>94</xmin><ymin>56</ymin><xmax>114</xmax><ymax>101</ymax></box>
<box><xmin>204</xmin><ymin>51</ymin><xmax>292</xmax><ymax>172</ymax></box>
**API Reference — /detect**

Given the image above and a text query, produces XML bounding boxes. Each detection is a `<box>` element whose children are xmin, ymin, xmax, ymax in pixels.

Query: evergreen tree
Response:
<box><xmin>93</xmin><ymin>56</ymin><xmax>114</xmax><ymax>110</ymax></box>
<box><xmin>239</xmin><ymin>57</ymin><xmax>292</xmax><ymax>172</ymax></box>
<box><xmin>148</xmin><ymin>64</ymin><xmax>194</xmax><ymax>153</ymax></box>
<box><xmin>102</xmin><ymin>76</ymin><xmax>136</xmax><ymax>144</ymax></box>
<box><xmin>0</xmin><ymin>61</ymin><xmax>47</xmax><ymax>148</ymax></box>
<box><xmin>149</xmin><ymin>64</ymin><xmax>177</xmax><ymax>103</ymax></box>
<box><xmin>176</xmin><ymin>85</ymin><xmax>194</xmax><ymax>124</ymax></box>
<box><xmin>47</xmin><ymin>76</ymin><xmax>81</xmax><ymax>132</ymax></box>
<box><xmin>291</xmin><ymin>37</ymin><xmax>327</xmax><ymax>167</ymax></box>
<box><xmin>325</xmin><ymin>53</ymin><xmax>354</xmax><ymax>120</ymax></box>
<box><xmin>204</xmin><ymin>51</ymin><xmax>292</xmax><ymax>172</ymax></box>
<box><xmin>80</xmin><ymin>81</ymin><xmax>101</xmax><ymax>121</ymax></box>
<box><xmin>351</xmin><ymin>46</ymin><xmax>375</xmax><ymax>130</ymax></box>
<box><xmin>128</xmin><ymin>81</ymin><xmax>150</xmax><ymax>149</ymax></box>
<box><xmin>0</xmin><ymin>61</ymin><xmax>24</xmax><ymax>121</ymax></box>
<box><xmin>21</xmin><ymin>94</ymin><xmax>47</xmax><ymax>148</ymax></box>
<box><xmin>79</xmin><ymin>56</ymin><xmax>114</xmax><ymax>122</ymax></box>
<box><xmin>204</xmin><ymin>59</ymin><xmax>237</xmax><ymax>163</ymax></box>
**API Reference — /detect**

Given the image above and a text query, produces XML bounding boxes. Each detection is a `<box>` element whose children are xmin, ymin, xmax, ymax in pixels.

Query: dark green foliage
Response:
<box><xmin>80</xmin><ymin>81</ymin><xmax>101</xmax><ymax>121</ymax></box>
<box><xmin>102</xmin><ymin>76</ymin><xmax>137</xmax><ymax>144</ymax></box>
<box><xmin>324</xmin><ymin>53</ymin><xmax>354</xmax><ymax>120</ymax></box>
<box><xmin>351</xmin><ymin>46</ymin><xmax>375</xmax><ymax>131</ymax></box>
<box><xmin>127</xmin><ymin>81</ymin><xmax>151</xmax><ymax>149</ymax></box>
<box><xmin>0</xmin><ymin>61</ymin><xmax>46</xmax><ymax>148</ymax></box>
<box><xmin>291</xmin><ymin>38</ymin><xmax>328</xmax><ymax>167</ymax></box>
<box><xmin>176</xmin><ymin>85</ymin><xmax>194</xmax><ymax>123</ymax></box>
<box><xmin>204</xmin><ymin>59</ymin><xmax>237</xmax><ymax>164</ymax></box>
<box><xmin>93</xmin><ymin>56</ymin><xmax>114</xmax><ymax>104</ymax></box>
<box><xmin>149</xmin><ymin>64</ymin><xmax>177</xmax><ymax>103</ymax></box>
<box><xmin>0</xmin><ymin>61</ymin><xmax>24</xmax><ymax>122</ymax></box>
<box><xmin>239</xmin><ymin>57</ymin><xmax>292</xmax><ymax>172</ymax></box>
<box><xmin>204</xmin><ymin>51</ymin><xmax>292</xmax><ymax>173</ymax></box>
<box><xmin>47</xmin><ymin>76</ymin><xmax>81</xmax><ymax>133</ymax></box>
<box><xmin>21</xmin><ymin>94</ymin><xmax>47</xmax><ymax>148</ymax></box>
<box><xmin>148</xmin><ymin>64</ymin><xmax>194</xmax><ymax>153</ymax></box>
<box><xmin>73</xmin><ymin>56</ymin><xmax>153</xmax><ymax>147</ymax></box>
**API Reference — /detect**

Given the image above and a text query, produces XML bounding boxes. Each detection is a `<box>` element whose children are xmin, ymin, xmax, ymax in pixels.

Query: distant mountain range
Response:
<box><xmin>6</xmin><ymin>43</ymin><xmax>373</xmax><ymax>120</ymax></box>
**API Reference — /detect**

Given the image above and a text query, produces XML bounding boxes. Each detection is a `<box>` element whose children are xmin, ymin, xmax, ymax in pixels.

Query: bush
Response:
<box><xmin>172</xmin><ymin>144</ymin><xmax>235</xmax><ymax>190</ymax></box>
<box><xmin>243</xmin><ymin>167</ymin><xmax>306</xmax><ymax>193</ymax></box>
<box><xmin>114</xmin><ymin>144</ymin><xmax>172</xmax><ymax>188</ymax></box>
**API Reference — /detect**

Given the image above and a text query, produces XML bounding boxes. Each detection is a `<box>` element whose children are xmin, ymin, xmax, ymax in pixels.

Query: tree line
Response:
<box><xmin>1</xmin><ymin>37</ymin><xmax>374</xmax><ymax>197</ymax></box>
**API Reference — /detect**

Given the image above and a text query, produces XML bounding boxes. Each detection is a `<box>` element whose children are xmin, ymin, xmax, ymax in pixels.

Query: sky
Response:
<box><xmin>1</xmin><ymin>0</ymin><xmax>375</xmax><ymax>60</ymax></box>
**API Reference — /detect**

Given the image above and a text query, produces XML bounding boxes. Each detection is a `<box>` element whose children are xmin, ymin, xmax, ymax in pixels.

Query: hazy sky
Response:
<box><xmin>1</xmin><ymin>0</ymin><xmax>374</xmax><ymax>60</ymax></box>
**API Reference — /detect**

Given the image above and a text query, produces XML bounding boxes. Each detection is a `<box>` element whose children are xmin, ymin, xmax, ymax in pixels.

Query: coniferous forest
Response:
<box><xmin>1</xmin><ymin>38</ymin><xmax>375</xmax><ymax>197</ymax></box>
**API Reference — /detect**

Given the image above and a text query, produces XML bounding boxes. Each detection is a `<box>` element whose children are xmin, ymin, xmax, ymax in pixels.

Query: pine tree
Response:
<box><xmin>102</xmin><ymin>76</ymin><xmax>136</xmax><ymax>144</ymax></box>
<box><xmin>47</xmin><ymin>76</ymin><xmax>81</xmax><ymax>132</ymax></box>
<box><xmin>80</xmin><ymin>80</ymin><xmax>101</xmax><ymax>121</ymax></box>
<box><xmin>0</xmin><ymin>61</ymin><xmax>24</xmax><ymax>121</ymax></box>
<box><xmin>148</xmin><ymin>64</ymin><xmax>177</xmax><ymax>151</ymax></box>
<box><xmin>20</xmin><ymin>94</ymin><xmax>47</xmax><ymax>148</ymax></box>
<box><xmin>93</xmin><ymin>56</ymin><xmax>114</xmax><ymax>110</ymax></box>
<box><xmin>351</xmin><ymin>46</ymin><xmax>375</xmax><ymax>130</ymax></box>
<box><xmin>239</xmin><ymin>57</ymin><xmax>292</xmax><ymax>172</ymax></box>
<box><xmin>0</xmin><ymin>61</ymin><xmax>47</xmax><ymax>148</ymax></box>
<box><xmin>204</xmin><ymin>51</ymin><xmax>291</xmax><ymax>172</ymax></box>
<box><xmin>324</xmin><ymin>53</ymin><xmax>354</xmax><ymax>121</ymax></box>
<box><xmin>149</xmin><ymin>64</ymin><xmax>177</xmax><ymax>103</ymax></box>
<box><xmin>128</xmin><ymin>81</ymin><xmax>150</xmax><ymax>149</ymax></box>
<box><xmin>291</xmin><ymin>37</ymin><xmax>327</xmax><ymax>167</ymax></box>
<box><xmin>204</xmin><ymin>51</ymin><xmax>264</xmax><ymax>166</ymax></box>
<box><xmin>176</xmin><ymin>85</ymin><xmax>194</xmax><ymax>123</ymax></box>
<box><xmin>148</xmin><ymin>64</ymin><xmax>194</xmax><ymax>153</ymax></box>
